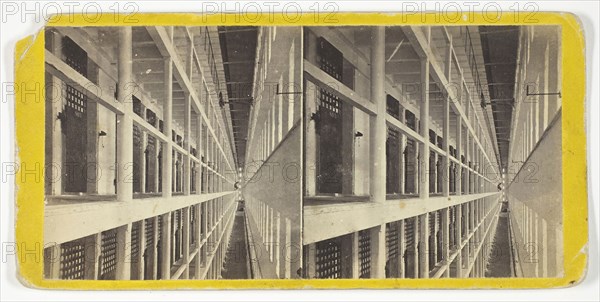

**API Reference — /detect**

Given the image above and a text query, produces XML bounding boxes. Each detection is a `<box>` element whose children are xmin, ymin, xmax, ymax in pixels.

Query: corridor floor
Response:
<box><xmin>485</xmin><ymin>205</ymin><xmax>514</xmax><ymax>277</ymax></box>
<box><xmin>221</xmin><ymin>205</ymin><xmax>250</xmax><ymax>279</ymax></box>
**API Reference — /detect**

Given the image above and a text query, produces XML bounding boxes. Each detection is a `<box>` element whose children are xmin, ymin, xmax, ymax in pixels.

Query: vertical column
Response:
<box><xmin>117</xmin><ymin>27</ymin><xmax>134</xmax><ymax>202</ymax></box>
<box><xmin>305</xmin><ymin>243</ymin><xmax>316</xmax><ymax>278</ymax></box>
<box><xmin>152</xmin><ymin>216</ymin><xmax>159</xmax><ymax>280</ymax></box>
<box><xmin>182</xmin><ymin>207</ymin><xmax>190</xmax><ymax>279</ymax></box>
<box><xmin>184</xmin><ymin>92</ymin><xmax>192</xmax><ymax>195</ymax></box>
<box><xmin>162</xmin><ymin>57</ymin><xmax>174</xmax><ymax>197</ymax></box>
<box><xmin>418</xmin><ymin>213</ymin><xmax>430</xmax><ymax>278</ymax></box>
<box><xmin>369</xmin><ymin>26</ymin><xmax>386</xmax><ymax>203</ymax></box>
<box><xmin>196</xmin><ymin>115</ymin><xmax>203</xmax><ymax>194</ymax></box>
<box><xmin>160</xmin><ymin>212</ymin><xmax>172</xmax><ymax>279</ymax></box>
<box><xmin>194</xmin><ymin>205</ymin><xmax>202</xmax><ymax>279</ymax></box>
<box><xmin>47</xmin><ymin>244</ymin><xmax>62</xmax><ymax>279</ymax></box>
<box><xmin>456</xmin><ymin>120</ymin><xmax>462</xmax><ymax>196</ymax></box>
<box><xmin>115</xmin><ymin>223</ymin><xmax>132</xmax><ymax>280</ymax></box>
<box><xmin>465</xmin><ymin>132</ymin><xmax>470</xmax><ymax>194</ymax></box>
<box><xmin>351</xmin><ymin>232</ymin><xmax>360</xmax><ymax>278</ymax></box>
<box><xmin>84</xmin><ymin>234</ymin><xmax>100</xmax><ymax>280</ymax></box>
<box><xmin>274</xmin><ymin>211</ymin><xmax>281</xmax><ymax>277</ymax></box>
<box><xmin>443</xmin><ymin>39</ymin><xmax>452</xmax><ymax>197</ymax></box>
<box><xmin>284</xmin><ymin>217</ymin><xmax>292</xmax><ymax>279</ymax></box>
<box><xmin>419</xmin><ymin>59</ymin><xmax>430</xmax><ymax>200</ymax></box>
<box><xmin>371</xmin><ymin>224</ymin><xmax>386</xmax><ymax>278</ymax></box>
<box><xmin>442</xmin><ymin>207</ymin><xmax>450</xmax><ymax>277</ymax></box>
<box><xmin>455</xmin><ymin>205</ymin><xmax>463</xmax><ymax>278</ymax></box>
<box><xmin>138</xmin><ymin>221</ymin><xmax>146</xmax><ymax>279</ymax></box>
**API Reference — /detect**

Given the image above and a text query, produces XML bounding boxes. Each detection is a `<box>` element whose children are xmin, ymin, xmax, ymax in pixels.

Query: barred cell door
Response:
<box><xmin>315</xmin><ymin>239</ymin><xmax>342</xmax><ymax>279</ymax></box>
<box><xmin>404</xmin><ymin>140</ymin><xmax>416</xmax><ymax>194</ymax></box>
<box><xmin>145</xmin><ymin>136</ymin><xmax>156</xmax><ymax>193</ymax></box>
<box><xmin>144</xmin><ymin>218</ymin><xmax>155</xmax><ymax>280</ymax></box>
<box><xmin>386</xmin><ymin>129</ymin><xmax>400</xmax><ymax>195</ymax></box>
<box><xmin>133</xmin><ymin>125</ymin><xmax>142</xmax><ymax>193</ymax></box>
<box><xmin>157</xmin><ymin>150</ymin><xmax>163</xmax><ymax>193</ymax></box>
<box><xmin>156</xmin><ymin>216</ymin><xmax>163</xmax><ymax>279</ymax></box>
<box><xmin>385</xmin><ymin>222</ymin><xmax>400</xmax><ymax>278</ymax></box>
<box><xmin>358</xmin><ymin>230</ymin><xmax>371</xmax><ymax>279</ymax></box>
<box><xmin>63</xmin><ymin>84</ymin><xmax>88</xmax><ymax>193</ymax></box>
<box><xmin>429</xmin><ymin>151</ymin><xmax>437</xmax><ymax>193</ymax></box>
<box><xmin>98</xmin><ymin>229</ymin><xmax>118</xmax><ymax>280</ymax></box>
<box><xmin>62</xmin><ymin>37</ymin><xmax>88</xmax><ymax>193</ymax></box>
<box><xmin>404</xmin><ymin>217</ymin><xmax>416</xmax><ymax>278</ymax></box>
<box><xmin>316</xmin><ymin>37</ymin><xmax>344</xmax><ymax>194</ymax></box>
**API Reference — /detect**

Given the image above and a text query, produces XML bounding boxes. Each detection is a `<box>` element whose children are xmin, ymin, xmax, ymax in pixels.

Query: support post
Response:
<box><xmin>160</xmin><ymin>212</ymin><xmax>172</xmax><ymax>279</ymax></box>
<box><xmin>116</xmin><ymin>27</ymin><xmax>133</xmax><ymax>202</ymax></box>
<box><xmin>162</xmin><ymin>58</ymin><xmax>173</xmax><ymax>197</ymax></box>
<box><xmin>419</xmin><ymin>58</ymin><xmax>430</xmax><ymax>200</ymax></box>
<box><xmin>184</xmin><ymin>93</ymin><xmax>192</xmax><ymax>195</ymax></box>
<box><xmin>182</xmin><ymin>207</ymin><xmax>190</xmax><ymax>279</ymax></box>
<box><xmin>419</xmin><ymin>213</ymin><xmax>429</xmax><ymax>278</ymax></box>
<box><xmin>369</xmin><ymin>26</ymin><xmax>387</xmax><ymax>203</ymax></box>
<box><xmin>371</xmin><ymin>224</ymin><xmax>386</xmax><ymax>278</ymax></box>
<box><xmin>115</xmin><ymin>223</ymin><xmax>132</xmax><ymax>280</ymax></box>
<box><xmin>455</xmin><ymin>205</ymin><xmax>463</xmax><ymax>278</ymax></box>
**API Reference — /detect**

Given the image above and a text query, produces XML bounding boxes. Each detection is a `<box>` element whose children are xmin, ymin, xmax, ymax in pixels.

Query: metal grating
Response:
<box><xmin>133</xmin><ymin>124</ymin><xmax>142</xmax><ymax>193</ymax></box>
<box><xmin>59</xmin><ymin>239</ymin><xmax>86</xmax><ymax>280</ymax></box>
<box><xmin>63</xmin><ymin>84</ymin><xmax>88</xmax><ymax>193</ymax></box>
<box><xmin>190</xmin><ymin>206</ymin><xmax>197</xmax><ymax>245</ymax></box>
<box><xmin>386</xmin><ymin>222</ymin><xmax>399</xmax><ymax>259</ymax></box>
<box><xmin>315</xmin><ymin>239</ymin><xmax>342</xmax><ymax>279</ymax></box>
<box><xmin>428</xmin><ymin>213</ymin><xmax>437</xmax><ymax>267</ymax></box>
<box><xmin>145</xmin><ymin>218</ymin><xmax>155</xmax><ymax>248</ymax></box>
<box><xmin>62</xmin><ymin>36</ymin><xmax>88</xmax><ymax>77</ymax></box>
<box><xmin>358</xmin><ymin>229</ymin><xmax>371</xmax><ymax>278</ymax></box>
<box><xmin>405</xmin><ymin>110</ymin><xmax>416</xmax><ymax>131</ymax></box>
<box><xmin>404</xmin><ymin>217</ymin><xmax>415</xmax><ymax>248</ymax></box>
<box><xmin>65</xmin><ymin>84</ymin><xmax>87</xmax><ymax>116</ymax></box>
<box><xmin>386</xmin><ymin>94</ymin><xmax>401</xmax><ymax>119</ymax></box>
<box><xmin>145</xmin><ymin>135</ymin><xmax>156</xmax><ymax>193</ymax></box>
<box><xmin>436</xmin><ymin>211</ymin><xmax>444</xmax><ymax>263</ymax></box>
<box><xmin>99</xmin><ymin>229</ymin><xmax>118</xmax><ymax>280</ymax></box>
<box><xmin>318</xmin><ymin>37</ymin><xmax>343</xmax><ymax>81</ymax></box>
<box><xmin>131</xmin><ymin>221</ymin><xmax>141</xmax><ymax>261</ymax></box>
<box><xmin>386</xmin><ymin>128</ymin><xmax>401</xmax><ymax>195</ymax></box>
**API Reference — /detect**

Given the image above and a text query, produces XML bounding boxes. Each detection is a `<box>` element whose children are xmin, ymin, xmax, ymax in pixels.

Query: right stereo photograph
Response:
<box><xmin>302</xmin><ymin>25</ymin><xmax>563</xmax><ymax>279</ymax></box>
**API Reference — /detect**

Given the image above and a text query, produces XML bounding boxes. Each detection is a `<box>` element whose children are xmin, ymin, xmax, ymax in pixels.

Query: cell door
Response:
<box><xmin>404</xmin><ymin>217</ymin><xmax>416</xmax><ymax>278</ymax></box>
<box><xmin>61</xmin><ymin>36</ymin><xmax>89</xmax><ymax>193</ymax></box>
<box><xmin>316</xmin><ymin>37</ymin><xmax>344</xmax><ymax>194</ymax></box>
<box><xmin>429</xmin><ymin>151</ymin><xmax>437</xmax><ymax>193</ymax></box>
<box><xmin>386</xmin><ymin>128</ymin><xmax>400</xmax><ymax>195</ymax></box>
<box><xmin>316</xmin><ymin>89</ymin><xmax>343</xmax><ymax>194</ymax></box>
<box><xmin>63</xmin><ymin>84</ymin><xmax>88</xmax><ymax>193</ymax></box>
<box><xmin>133</xmin><ymin>125</ymin><xmax>142</xmax><ymax>193</ymax></box>
<box><xmin>143</xmin><ymin>218</ymin><xmax>155</xmax><ymax>280</ymax></box>
<box><xmin>145</xmin><ymin>136</ymin><xmax>156</xmax><ymax>193</ymax></box>
<box><xmin>404</xmin><ymin>140</ymin><xmax>416</xmax><ymax>194</ymax></box>
<box><xmin>385</xmin><ymin>221</ymin><xmax>400</xmax><ymax>278</ymax></box>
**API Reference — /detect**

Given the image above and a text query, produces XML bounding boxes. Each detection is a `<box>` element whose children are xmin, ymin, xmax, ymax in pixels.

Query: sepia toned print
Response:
<box><xmin>43</xmin><ymin>25</ymin><xmax>302</xmax><ymax>280</ymax></box>
<box><xmin>42</xmin><ymin>23</ymin><xmax>563</xmax><ymax>282</ymax></box>
<box><xmin>301</xmin><ymin>25</ymin><xmax>562</xmax><ymax>279</ymax></box>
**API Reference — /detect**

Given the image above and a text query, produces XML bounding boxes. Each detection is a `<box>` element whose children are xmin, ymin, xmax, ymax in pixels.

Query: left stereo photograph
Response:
<box><xmin>42</xmin><ymin>26</ymin><xmax>303</xmax><ymax>280</ymax></box>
